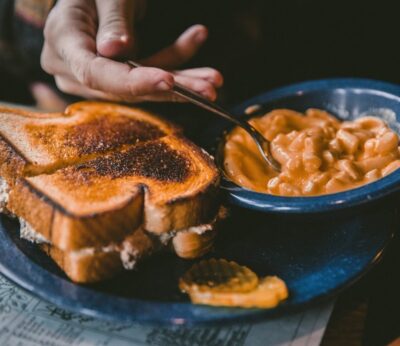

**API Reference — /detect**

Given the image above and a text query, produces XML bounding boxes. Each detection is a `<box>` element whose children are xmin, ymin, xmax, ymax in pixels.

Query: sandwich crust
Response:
<box><xmin>41</xmin><ymin>226</ymin><xmax>217</xmax><ymax>283</ymax></box>
<box><xmin>39</xmin><ymin>227</ymin><xmax>157</xmax><ymax>283</ymax></box>
<box><xmin>2</xmin><ymin>102</ymin><xmax>220</xmax><ymax>251</ymax></box>
<box><xmin>0</xmin><ymin>102</ymin><xmax>179</xmax><ymax>177</ymax></box>
<box><xmin>8</xmin><ymin>136</ymin><xmax>219</xmax><ymax>250</ymax></box>
<box><xmin>0</xmin><ymin>137</ymin><xmax>28</xmax><ymax>184</ymax></box>
<box><xmin>42</xmin><ymin>244</ymin><xmax>122</xmax><ymax>283</ymax></box>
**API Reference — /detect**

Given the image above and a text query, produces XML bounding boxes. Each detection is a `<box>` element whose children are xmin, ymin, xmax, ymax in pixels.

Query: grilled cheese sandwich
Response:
<box><xmin>0</xmin><ymin>102</ymin><xmax>221</xmax><ymax>283</ymax></box>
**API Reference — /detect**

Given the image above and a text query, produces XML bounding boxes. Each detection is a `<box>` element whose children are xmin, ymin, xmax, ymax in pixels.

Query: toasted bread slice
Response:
<box><xmin>0</xmin><ymin>101</ymin><xmax>178</xmax><ymax>181</ymax></box>
<box><xmin>40</xmin><ymin>228</ymin><xmax>158</xmax><ymax>283</ymax></box>
<box><xmin>8</xmin><ymin>136</ymin><xmax>220</xmax><ymax>250</ymax></box>
<box><xmin>172</xmin><ymin>228</ymin><xmax>216</xmax><ymax>259</ymax></box>
<box><xmin>1</xmin><ymin>101</ymin><xmax>221</xmax><ymax>282</ymax></box>
<box><xmin>40</xmin><ymin>226</ymin><xmax>217</xmax><ymax>283</ymax></box>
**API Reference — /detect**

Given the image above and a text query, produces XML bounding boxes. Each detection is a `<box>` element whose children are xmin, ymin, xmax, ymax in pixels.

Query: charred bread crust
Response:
<box><xmin>2</xmin><ymin>102</ymin><xmax>221</xmax><ymax>254</ymax></box>
<box><xmin>143</xmin><ymin>180</ymin><xmax>220</xmax><ymax>234</ymax></box>
<box><xmin>0</xmin><ymin>106</ymin><xmax>61</xmax><ymax>119</ymax></box>
<box><xmin>144</xmin><ymin>136</ymin><xmax>220</xmax><ymax>234</ymax></box>
<box><xmin>171</xmin><ymin>206</ymin><xmax>225</xmax><ymax>259</ymax></box>
<box><xmin>10</xmin><ymin>170</ymin><xmax>219</xmax><ymax>249</ymax></box>
<box><xmin>0</xmin><ymin>136</ymin><xmax>29</xmax><ymax>184</ymax></box>
<box><xmin>40</xmin><ymin>226</ymin><xmax>160</xmax><ymax>283</ymax></box>
<box><xmin>0</xmin><ymin>102</ymin><xmax>181</xmax><ymax>178</ymax></box>
<box><xmin>7</xmin><ymin>135</ymin><xmax>220</xmax><ymax>244</ymax></box>
<box><xmin>41</xmin><ymin>243</ymin><xmax>122</xmax><ymax>283</ymax></box>
<box><xmin>65</xmin><ymin>101</ymin><xmax>183</xmax><ymax>135</ymax></box>
<box><xmin>7</xmin><ymin>179</ymin><xmax>55</xmax><ymax>240</ymax></box>
<box><xmin>8</xmin><ymin>179</ymin><xmax>144</xmax><ymax>250</ymax></box>
<box><xmin>40</xmin><ymin>225</ymin><xmax>218</xmax><ymax>283</ymax></box>
<box><xmin>176</xmin><ymin>135</ymin><xmax>217</xmax><ymax>168</ymax></box>
<box><xmin>172</xmin><ymin>228</ymin><xmax>217</xmax><ymax>259</ymax></box>
<box><xmin>0</xmin><ymin>107</ymin><xmax>66</xmax><ymax>183</ymax></box>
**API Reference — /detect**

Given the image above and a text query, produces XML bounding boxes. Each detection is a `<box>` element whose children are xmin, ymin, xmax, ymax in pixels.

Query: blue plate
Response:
<box><xmin>202</xmin><ymin>78</ymin><xmax>400</xmax><ymax>213</ymax></box>
<box><xmin>0</xmin><ymin>79</ymin><xmax>398</xmax><ymax>325</ymax></box>
<box><xmin>0</xmin><ymin>201</ymin><xmax>396</xmax><ymax>325</ymax></box>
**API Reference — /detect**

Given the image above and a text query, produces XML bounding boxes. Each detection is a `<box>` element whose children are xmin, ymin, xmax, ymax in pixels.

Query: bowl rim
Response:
<box><xmin>221</xmin><ymin>78</ymin><xmax>400</xmax><ymax>213</ymax></box>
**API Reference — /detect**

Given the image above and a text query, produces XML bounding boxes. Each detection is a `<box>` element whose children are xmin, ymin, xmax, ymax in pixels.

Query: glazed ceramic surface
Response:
<box><xmin>0</xmin><ymin>201</ymin><xmax>396</xmax><ymax>325</ymax></box>
<box><xmin>0</xmin><ymin>80</ymin><xmax>398</xmax><ymax>325</ymax></box>
<box><xmin>203</xmin><ymin>78</ymin><xmax>400</xmax><ymax>213</ymax></box>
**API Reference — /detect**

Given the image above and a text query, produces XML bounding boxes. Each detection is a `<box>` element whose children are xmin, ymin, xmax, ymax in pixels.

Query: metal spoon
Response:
<box><xmin>126</xmin><ymin>60</ymin><xmax>281</xmax><ymax>172</ymax></box>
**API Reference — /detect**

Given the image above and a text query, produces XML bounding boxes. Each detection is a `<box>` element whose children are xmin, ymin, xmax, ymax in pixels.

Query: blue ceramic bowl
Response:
<box><xmin>207</xmin><ymin>78</ymin><xmax>400</xmax><ymax>213</ymax></box>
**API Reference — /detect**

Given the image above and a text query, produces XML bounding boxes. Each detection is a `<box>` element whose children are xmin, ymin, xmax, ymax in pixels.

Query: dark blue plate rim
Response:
<box><xmin>0</xmin><ymin>212</ymin><xmax>395</xmax><ymax>326</ymax></box>
<box><xmin>231</xmin><ymin>78</ymin><xmax>400</xmax><ymax>115</ymax></box>
<box><xmin>0</xmin><ymin>79</ymin><xmax>398</xmax><ymax>325</ymax></box>
<box><xmin>216</xmin><ymin>78</ymin><xmax>400</xmax><ymax>213</ymax></box>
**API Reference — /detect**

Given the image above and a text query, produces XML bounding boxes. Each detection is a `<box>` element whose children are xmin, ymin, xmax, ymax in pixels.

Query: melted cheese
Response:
<box><xmin>0</xmin><ymin>177</ymin><xmax>9</xmax><ymax>212</ymax></box>
<box><xmin>19</xmin><ymin>218</ymin><xmax>49</xmax><ymax>244</ymax></box>
<box><xmin>224</xmin><ymin>109</ymin><xmax>400</xmax><ymax>196</ymax></box>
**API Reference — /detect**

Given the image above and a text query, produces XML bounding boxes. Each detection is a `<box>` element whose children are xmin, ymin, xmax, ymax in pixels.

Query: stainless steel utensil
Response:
<box><xmin>126</xmin><ymin>60</ymin><xmax>281</xmax><ymax>172</ymax></box>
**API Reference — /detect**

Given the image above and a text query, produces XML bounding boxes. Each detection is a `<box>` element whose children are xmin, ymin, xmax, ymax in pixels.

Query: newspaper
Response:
<box><xmin>0</xmin><ymin>275</ymin><xmax>334</xmax><ymax>346</ymax></box>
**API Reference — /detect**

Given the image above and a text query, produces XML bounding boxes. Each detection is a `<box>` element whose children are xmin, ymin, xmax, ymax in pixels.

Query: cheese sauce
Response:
<box><xmin>223</xmin><ymin>109</ymin><xmax>400</xmax><ymax>196</ymax></box>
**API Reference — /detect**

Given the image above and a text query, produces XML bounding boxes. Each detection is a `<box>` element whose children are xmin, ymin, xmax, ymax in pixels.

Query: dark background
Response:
<box><xmin>141</xmin><ymin>0</ymin><xmax>400</xmax><ymax>103</ymax></box>
<box><xmin>0</xmin><ymin>1</ymin><xmax>399</xmax><ymax>344</ymax></box>
<box><xmin>1</xmin><ymin>0</ymin><xmax>400</xmax><ymax>105</ymax></box>
<box><xmin>139</xmin><ymin>0</ymin><xmax>400</xmax><ymax>143</ymax></box>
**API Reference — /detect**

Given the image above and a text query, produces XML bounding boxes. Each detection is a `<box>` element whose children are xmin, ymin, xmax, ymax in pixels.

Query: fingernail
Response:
<box><xmin>200</xmin><ymin>90</ymin><xmax>215</xmax><ymax>100</ymax></box>
<box><xmin>156</xmin><ymin>80</ymin><xmax>173</xmax><ymax>91</ymax></box>
<box><xmin>194</xmin><ymin>30</ymin><xmax>207</xmax><ymax>44</ymax></box>
<box><xmin>101</xmin><ymin>32</ymin><xmax>126</xmax><ymax>43</ymax></box>
<box><xmin>119</xmin><ymin>34</ymin><xmax>129</xmax><ymax>43</ymax></box>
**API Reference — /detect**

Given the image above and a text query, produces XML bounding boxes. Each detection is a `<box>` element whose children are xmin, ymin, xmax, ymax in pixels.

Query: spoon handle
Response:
<box><xmin>126</xmin><ymin>60</ymin><xmax>281</xmax><ymax>172</ymax></box>
<box><xmin>173</xmin><ymin>83</ymin><xmax>281</xmax><ymax>172</ymax></box>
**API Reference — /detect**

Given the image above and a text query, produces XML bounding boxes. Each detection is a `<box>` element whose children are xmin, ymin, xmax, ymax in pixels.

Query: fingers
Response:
<box><xmin>175</xmin><ymin>68</ymin><xmax>224</xmax><ymax>88</ymax></box>
<box><xmin>174</xmin><ymin>75</ymin><xmax>217</xmax><ymax>101</ymax></box>
<box><xmin>50</xmin><ymin>23</ymin><xmax>175</xmax><ymax>96</ymax></box>
<box><xmin>55</xmin><ymin>73</ymin><xmax>219</xmax><ymax>103</ymax></box>
<box><xmin>41</xmin><ymin>0</ymin><xmax>223</xmax><ymax>104</ymax></box>
<box><xmin>95</xmin><ymin>0</ymin><xmax>136</xmax><ymax>57</ymax></box>
<box><xmin>54</xmin><ymin>76</ymin><xmax>119</xmax><ymax>100</ymax></box>
<box><xmin>79</xmin><ymin>57</ymin><xmax>175</xmax><ymax>96</ymax></box>
<box><xmin>44</xmin><ymin>40</ymin><xmax>179</xmax><ymax>101</ymax></box>
<box><xmin>54</xmin><ymin>75</ymin><xmax>186</xmax><ymax>103</ymax></box>
<box><xmin>43</xmin><ymin>26</ymin><xmax>220</xmax><ymax>102</ymax></box>
<box><xmin>141</xmin><ymin>24</ymin><xmax>208</xmax><ymax>70</ymax></box>
<box><xmin>43</xmin><ymin>0</ymin><xmax>175</xmax><ymax>99</ymax></box>
<box><xmin>41</xmin><ymin>43</ymin><xmax>70</xmax><ymax>76</ymax></box>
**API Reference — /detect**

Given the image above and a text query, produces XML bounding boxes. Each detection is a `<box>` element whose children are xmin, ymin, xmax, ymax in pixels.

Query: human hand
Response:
<box><xmin>41</xmin><ymin>0</ymin><xmax>223</xmax><ymax>103</ymax></box>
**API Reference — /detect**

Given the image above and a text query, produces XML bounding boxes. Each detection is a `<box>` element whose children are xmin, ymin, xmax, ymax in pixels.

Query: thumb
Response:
<box><xmin>95</xmin><ymin>0</ymin><xmax>135</xmax><ymax>58</ymax></box>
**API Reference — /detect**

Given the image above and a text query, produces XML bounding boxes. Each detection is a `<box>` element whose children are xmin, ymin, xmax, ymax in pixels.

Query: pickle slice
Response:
<box><xmin>179</xmin><ymin>258</ymin><xmax>259</xmax><ymax>294</ymax></box>
<box><xmin>187</xmin><ymin>276</ymin><xmax>288</xmax><ymax>309</ymax></box>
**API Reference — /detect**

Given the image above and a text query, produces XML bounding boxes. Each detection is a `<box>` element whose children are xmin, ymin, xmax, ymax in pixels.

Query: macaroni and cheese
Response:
<box><xmin>223</xmin><ymin>109</ymin><xmax>400</xmax><ymax>196</ymax></box>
